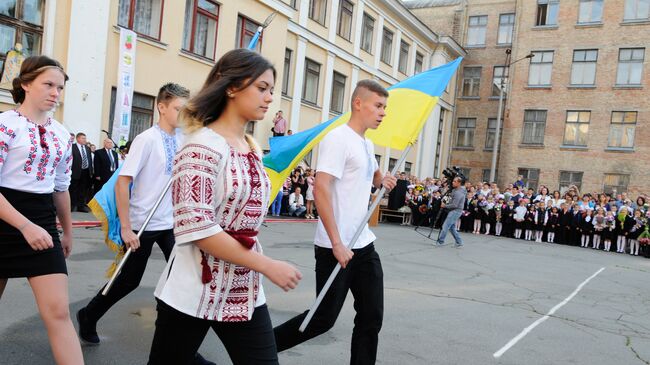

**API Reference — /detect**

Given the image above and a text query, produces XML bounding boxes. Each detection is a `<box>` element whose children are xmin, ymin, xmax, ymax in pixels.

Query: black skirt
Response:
<box><xmin>0</xmin><ymin>187</ymin><xmax>67</xmax><ymax>278</ymax></box>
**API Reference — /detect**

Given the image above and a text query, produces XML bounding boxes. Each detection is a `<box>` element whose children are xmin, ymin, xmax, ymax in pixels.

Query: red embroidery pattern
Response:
<box><xmin>0</xmin><ymin>123</ymin><xmax>16</xmax><ymax>165</ymax></box>
<box><xmin>24</xmin><ymin>127</ymin><xmax>38</xmax><ymax>175</ymax></box>
<box><xmin>64</xmin><ymin>135</ymin><xmax>73</xmax><ymax>174</ymax></box>
<box><xmin>48</xmin><ymin>131</ymin><xmax>63</xmax><ymax>176</ymax></box>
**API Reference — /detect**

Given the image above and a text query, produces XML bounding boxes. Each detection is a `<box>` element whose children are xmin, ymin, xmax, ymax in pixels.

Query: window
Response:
<box><xmin>528</xmin><ymin>51</ymin><xmax>553</xmax><ymax>86</ymax></box>
<box><xmin>455</xmin><ymin>118</ymin><xmax>476</xmax><ymax>148</ymax></box>
<box><xmin>485</xmin><ymin>118</ymin><xmax>503</xmax><ymax>149</ymax></box>
<box><xmin>518</xmin><ymin>168</ymin><xmax>540</xmax><ymax>190</ymax></box>
<box><xmin>388</xmin><ymin>158</ymin><xmax>397</xmax><ymax>172</ymax></box>
<box><xmin>414</xmin><ymin>52</ymin><xmax>424</xmax><ymax>74</ymax></box>
<box><xmin>360</xmin><ymin>13</ymin><xmax>374</xmax><ymax>53</ymax></box>
<box><xmin>498</xmin><ymin>13</ymin><xmax>515</xmax><ymax>45</ymax></box>
<box><xmin>462</xmin><ymin>67</ymin><xmax>481</xmax><ymax>97</ymax></box>
<box><xmin>459</xmin><ymin>167</ymin><xmax>471</xmax><ymax>180</ymax></box>
<box><xmin>398</xmin><ymin>41</ymin><xmax>409</xmax><ymax>74</ymax></box>
<box><xmin>603</xmin><ymin>174</ymin><xmax>630</xmax><ymax>194</ymax></box>
<box><xmin>330</xmin><ymin>71</ymin><xmax>346</xmax><ymax>113</ymax></box>
<box><xmin>563</xmin><ymin>111</ymin><xmax>590</xmax><ymax>146</ymax></box>
<box><xmin>236</xmin><ymin>16</ymin><xmax>262</xmax><ymax>52</ymax></box>
<box><xmin>522</xmin><ymin>110</ymin><xmax>546</xmax><ymax>145</ymax></box>
<box><xmin>309</xmin><ymin>0</ymin><xmax>327</xmax><ymax>25</ymax></box>
<box><xmin>559</xmin><ymin>171</ymin><xmax>583</xmax><ymax>193</ymax></box>
<box><xmin>482</xmin><ymin>169</ymin><xmax>498</xmax><ymax>183</ymax></box>
<box><xmin>404</xmin><ymin>162</ymin><xmax>412</xmax><ymax>174</ymax></box>
<box><xmin>492</xmin><ymin>66</ymin><xmax>509</xmax><ymax>96</ymax></box>
<box><xmin>616</xmin><ymin>48</ymin><xmax>645</xmax><ymax>85</ymax></box>
<box><xmin>246</xmin><ymin>121</ymin><xmax>255</xmax><ymax>135</ymax></box>
<box><xmin>380</xmin><ymin>28</ymin><xmax>393</xmax><ymax>64</ymax></box>
<box><xmin>182</xmin><ymin>0</ymin><xmax>219</xmax><ymax>59</ymax></box>
<box><xmin>608</xmin><ymin>111</ymin><xmax>637</xmax><ymax>148</ymax></box>
<box><xmin>624</xmin><ymin>0</ymin><xmax>650</xmax><ymax>21</ymax></box>
<box><xmin>467</xmin><ymin>15</ymin><xmax>487</xmax><ymax>46</ymax></box>
<box><xmin>536</xmin><ymin>0</ymin><xmax>559</xmax><ymax>26</ymax></box>
<box><xmin>302</xmin><ymin>58</ymin><xmax>320</xmax><ymax>104</ymax></box>
<box><xmin>578</xmin><ymin>0</ymin><xmax>603</xmax><ymax>23</ymax></box>
<box><xmin>0</xmin><ymin>0</ymin><xmax>43</xmax><ymax>79</ymax></box>
<box><xmin>109</xmin><ymin>88</ymin><xmax>155</xmax><ymax>139</ymax></box>
<box><xmin>282</xmin><ymin>48</ymin><xmax>292</xmax><ymax>96</ymax></box>
<box><xmin>571</xmin><ymin>49</ymin><xmax>597</xmax><ymax>85</ymax></box>
<box><xmin>337</xmin><ymin>0</ymin><xmax>353</xmax><ymax>40</ymax></box>
<box><xmin>118</xmin><ymin>0</ymin><xmax>164</xmax><ymax>40</ymax></box>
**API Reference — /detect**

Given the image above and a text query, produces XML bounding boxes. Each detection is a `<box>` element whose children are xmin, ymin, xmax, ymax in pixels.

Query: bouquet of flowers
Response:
<box><xmin>605</xmin><ymin>215</ymin><xmax>615</xmax><ymax>230</ymax></box>
<box><xmin>638</xmin><ymin>226</ymin><xmax>650</xmax><ymax>247</ymax></box>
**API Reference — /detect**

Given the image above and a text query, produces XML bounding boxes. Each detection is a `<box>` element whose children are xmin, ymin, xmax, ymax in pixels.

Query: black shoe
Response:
<box><xmin>76</xmin><ymin>308</ymin><xmax>100</xmax><ymax>345</ymax></box>
<box><xmin>192</xmin><ymin>353</ymin><xmax>216</xmax><ymax>365</ymax></box>
<box><xmin>77</xmin><ymin>206</ymin><xmax>90</xmax><ymax>213</ymax></box>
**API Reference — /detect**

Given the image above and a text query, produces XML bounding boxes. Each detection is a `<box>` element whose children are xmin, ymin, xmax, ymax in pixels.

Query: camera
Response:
<box><xmin>442</xmin><ymin>166</ymin><xmax>466</xmax><ymax>185</ymax></box>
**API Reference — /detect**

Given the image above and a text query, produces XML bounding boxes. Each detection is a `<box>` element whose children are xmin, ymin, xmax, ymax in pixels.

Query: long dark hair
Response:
<box><xmin>182</xmin><ymin>48</ymin><xmax>276</xmax><ymax>133</ymax></box>
<box><xmin>11</xmin><ymin>55</ymin><xmax>69</xmax><ymax>104</ymax></box>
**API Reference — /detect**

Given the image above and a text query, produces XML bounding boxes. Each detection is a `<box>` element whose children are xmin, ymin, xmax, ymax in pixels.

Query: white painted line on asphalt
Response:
<box><xmin>493</xmin><ymin>267</ymin><xmax>606</xmax><ymax>359</ymax></box>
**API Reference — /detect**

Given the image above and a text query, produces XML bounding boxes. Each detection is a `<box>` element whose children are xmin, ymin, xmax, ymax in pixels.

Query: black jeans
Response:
<box><xmin>83</xmin><ymin>229</ymin><xmax>175</xmax><ymax>323</ymax></box>
<box><xmin>274</xmin><ymin>243</ymin><xmax>384</xmax><ymax>365</ymax></box>
<box><xmin>148</xmin><ymin>300</ymin><xmax>278</xmax><ymax>365</ymax></box>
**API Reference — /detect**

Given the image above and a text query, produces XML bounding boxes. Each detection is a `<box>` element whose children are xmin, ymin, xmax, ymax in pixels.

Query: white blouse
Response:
<box><xmin>0</xmin><ymin>110</ymin><xmax>73</xmax><ymax>193</ymax></box>
<box><xmin>155</xmin><ymin>128</ymin><xmax>272</xmax><ymax>322</ymax></box>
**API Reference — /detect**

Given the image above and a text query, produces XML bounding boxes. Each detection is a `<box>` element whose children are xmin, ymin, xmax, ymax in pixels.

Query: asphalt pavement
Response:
<box><xmin>1</xmin><ymin>213</ymin><xmax>649</xmax><ymax>364</ymax></box>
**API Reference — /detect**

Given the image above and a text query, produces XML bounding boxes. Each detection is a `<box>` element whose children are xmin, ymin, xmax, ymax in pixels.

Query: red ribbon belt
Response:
<box><xmin>200</xmin><ymin>229</ymin><xmax>259</xmax><ymax>284</ymax></box>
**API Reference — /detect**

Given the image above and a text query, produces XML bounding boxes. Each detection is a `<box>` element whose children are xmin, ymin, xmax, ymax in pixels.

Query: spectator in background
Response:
<box><xmin>289</xmin><ymin>187</ymin><xmax>307</xmax><ymax>217</ymax></box>
<box><xmin>514</xmin><ymin>175</ymin><xmax>525</xmax><ymax>189</ymax></box>
<box><xmin>70</xmin><ymin>132</ymin><xmax>92</xmax><ymax>212</ymax></box>
<box><xmin>272</xmin><ymin>110</ymin><xmax>287</xmax><ymax>137</ymax></box>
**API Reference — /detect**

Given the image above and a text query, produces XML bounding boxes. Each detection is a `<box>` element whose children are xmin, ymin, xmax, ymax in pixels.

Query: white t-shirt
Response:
<box><xmin>119</xmin><ymin>125</ymin><xmax>183</xmax><ymax>231</ymax></box>
<box><xmin>315</xmin><ymin>124</ymin><xmax>378</xmax><ymax>249</ymax></box>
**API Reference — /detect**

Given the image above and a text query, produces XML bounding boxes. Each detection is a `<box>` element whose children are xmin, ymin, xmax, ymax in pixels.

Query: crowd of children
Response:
<box><xmin>403</xmin><ymin>176</ymin><xmax>650</xmax><ymax>257</ymax></box>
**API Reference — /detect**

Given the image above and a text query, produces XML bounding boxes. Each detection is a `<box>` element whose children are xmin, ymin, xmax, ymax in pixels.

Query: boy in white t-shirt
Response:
<box><xmin>274</xmin><ymin>80</ymin><xmax>397</xmax><ymax>364</ymax></box>
<box><xmin>76</xmin><ymin>83</ymin><xmax>214</xmax><ymax>365</ymax></box>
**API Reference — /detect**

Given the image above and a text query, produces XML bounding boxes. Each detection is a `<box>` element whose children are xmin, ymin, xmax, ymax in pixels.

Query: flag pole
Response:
<box><xmin>101</xmin><ymin>12</ymin><xmax>278</xmax><ymax>296</ymax></box>
<box><xmin>299</xmin><ymin>142</ymin><xmax>414</xmax><ymax>332</ymax></box>
<box><xmin>102</xmin><ymin>178</ymin><xmax>173</xmax><ymax>295</ymax></box>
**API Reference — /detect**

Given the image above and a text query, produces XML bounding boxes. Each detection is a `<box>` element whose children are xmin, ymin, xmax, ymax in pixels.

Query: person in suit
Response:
<box><xmin>70</xmin><ymin>132</ymin><xmax>92</xmax><ymax>212</ymax></box>
<box><xmin>93</xmin><ymin>138</ymin><xmax>119</xmax><ymax>192</ymax></box>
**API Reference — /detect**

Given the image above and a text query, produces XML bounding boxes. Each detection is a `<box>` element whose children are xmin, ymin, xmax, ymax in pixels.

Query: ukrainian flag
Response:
<box><xmin>263</xmin><ymin>57</ymin><xmax>462</xmax><ymax>201</ymax></box>
<box><xmin>88</xmin><ymin>166</ymin><xmax>125</xmax><ymax>277</ymax></box>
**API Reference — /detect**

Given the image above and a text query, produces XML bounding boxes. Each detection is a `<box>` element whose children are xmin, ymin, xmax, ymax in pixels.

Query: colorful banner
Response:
<box><xmin>111</xmin><ymin>28</ymin><xmax>137</xmax><ymax>146</ymax></box>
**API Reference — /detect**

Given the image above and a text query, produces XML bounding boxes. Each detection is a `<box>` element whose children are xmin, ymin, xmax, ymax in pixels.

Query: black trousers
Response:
<box><xmin>274</xmin><ymin>243</ymin><xmax>384</xmax><ymax>365</ymax></box>
<box><xmin>83</xmin><ymin>229</ymin><xmax>175</xmax><ymax>323</ymax></box>
<box><xmin>148</xmin><ymin>300</ymin><xmax>278</xmax><ymax>365</ymax></box>
<box><xmin>70</xmin><ymin>169</ymin><xmax>91</xmax><ymax>209</ymax></box>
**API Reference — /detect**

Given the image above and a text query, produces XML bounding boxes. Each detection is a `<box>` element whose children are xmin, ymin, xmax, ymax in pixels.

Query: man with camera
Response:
<box><xmin>437</xmin><ymin>176</ymin><xmax>467</xmax><ymax>248</ymax></box>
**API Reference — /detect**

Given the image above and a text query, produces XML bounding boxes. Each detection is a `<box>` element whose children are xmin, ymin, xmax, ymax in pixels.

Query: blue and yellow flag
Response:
<box><xmin>88</xmin><ymin>166</ymin><xmax>125</xmax><ymax>277</ymax></box>
<box><xmin>263</xmin><ymin>57</ymin><xmax>462</xmax><ymax>201</ymax></box>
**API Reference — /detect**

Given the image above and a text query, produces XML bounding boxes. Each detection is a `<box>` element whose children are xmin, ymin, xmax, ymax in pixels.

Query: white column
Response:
<box><xmin>289</xmin><ymin>36</ymin><xmax>308</xmax><ymax>132</ymax></box>
<box><xmin>320</xmin><ymin>51</ymin><xmax>336</xmax><ymax>121</ymax></box>
<box><xmin>350</xmin><ymin>64</ymin><xmax>359</xmax><ymax>89</ymax></box>
<box><xmin>373</xmin><ymin>16</ymin><xmax>384</xmax><ymax>69</ymax></box>
<box><xmin>42</xmin><ymin>0</ymin><xmax>57</xmax><ymax>55</ymax></box>
<box><xmin>408</xmin><ymin>43</ymin><xmax>418</xmax><ymax>75</ymax></box>
<box><xmin>328</xmin><ymin>0</ymin><xmax>340</xmax><ymax>42</ymax></box>
<box><xmin>299</xmin><ymin>0</ymin><xmax>309</xmax><ymax>27</ymax></box>
<box><xmin>352</xmin><ymin>0</ymin><xmax>365</xmax><ymax>57</ymax></box>
<box><xmin>391</xmin><ymin>29</ymin><xmax>402</xmax><ymax>78</ymax></box>
<box><xmin>63</xmin><ymin>0</ymin><xmax>111</xmax><ymax>145</ymax></box>
<box><xmin>418</xmin><ymin>105</ymin><xmax>441</xmax><ymax>178</ymax></box>
<box><xmin>415</xmin><ymin>128</ymin><xmax>424</xmax><ymax>177</ymax></box>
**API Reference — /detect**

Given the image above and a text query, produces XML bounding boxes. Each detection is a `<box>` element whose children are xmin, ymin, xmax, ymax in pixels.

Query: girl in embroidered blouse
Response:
<box><xmin>0</xmin><ymin>56</ymin><xmax>84</xmax><ymax>364</ymax></box>
<box><xmin>148</xmin><ymin>49</ymin><xmax>302</xmax><ymax>365</ymax></box>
